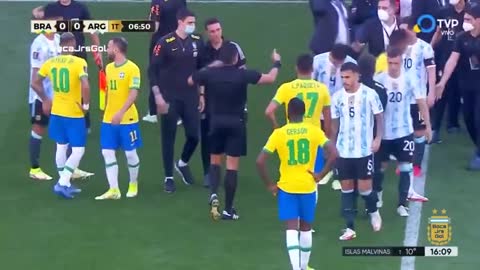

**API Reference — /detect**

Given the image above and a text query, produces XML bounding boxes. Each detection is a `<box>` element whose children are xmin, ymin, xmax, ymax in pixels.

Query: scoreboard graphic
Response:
<box><xmin>31</xmin><ymin>20</ymin><xmax>155</xmax><ymax>34</ymax></box>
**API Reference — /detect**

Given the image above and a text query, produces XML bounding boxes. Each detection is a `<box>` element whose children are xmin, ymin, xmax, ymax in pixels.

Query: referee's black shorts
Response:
<box><xmin>209</xmin><ymin>115</ymin><xmax>247</xmax><ymax>157</ymax></box>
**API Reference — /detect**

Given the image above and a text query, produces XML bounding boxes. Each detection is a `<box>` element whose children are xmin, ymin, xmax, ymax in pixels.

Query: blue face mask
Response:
<box><xmin>185</xmin><ymin>24</ymin><xmax>195</xmax><ymax>34</ymax></box>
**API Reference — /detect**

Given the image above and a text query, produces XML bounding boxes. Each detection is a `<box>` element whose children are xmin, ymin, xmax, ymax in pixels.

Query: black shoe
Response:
<box><xmin>221</xmin><ymin>208</ymin><xmax>239</xmax><ymax>220</ymax></box>
<box><xmin>175</xmin><ymin>161</ymin><xmax>195</xmax><ymax>185</ymax></box>
<box><xmin>164</xmin><ymin>178</ymin><xmax>176</xmax><ymax>193</ymax></box>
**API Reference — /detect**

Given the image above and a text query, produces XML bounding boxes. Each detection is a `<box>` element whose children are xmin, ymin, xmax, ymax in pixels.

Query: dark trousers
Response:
<box><xmin>461</xmin><ymin>89</ymin><xmax>480</xmax><ymax>153</ymax></box>
<box><xmin>160</xmin><ymin>98</ymin><xmax>200</xmax><ymax>177</ymax></box>
<box><xmin>200</xmin><ymin>116</ymin><xmax>210</xmax><ymax>176</ymax></box>
<box><xmin>432</xmin><ymin>72</ymin><xmax>461</xmax><ymax>132</ymax></box>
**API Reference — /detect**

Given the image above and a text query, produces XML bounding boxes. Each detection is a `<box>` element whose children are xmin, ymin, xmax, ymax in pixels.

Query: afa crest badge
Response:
<box><xmin>427</xmin><ymin>209</ymin><xmax>452</xmax><ymax>246</ymax></box>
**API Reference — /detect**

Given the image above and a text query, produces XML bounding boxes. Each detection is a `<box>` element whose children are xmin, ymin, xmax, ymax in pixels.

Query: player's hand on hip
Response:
<box><xmin>198</xmin><ymin>95</ymin><xmax>205</xmax><ymax>112</ymax></box>
<box><xmin>371</xmin><ymin>138</ymin><xmax>381</xmax><ymax>153</ymax></box>
<box><xmin>111</xmin><ymin>111</ymin><xmax>124</xmax><ymax>125</ymax></box>
<box><xmin>271</xmin><ymin>49</ymin><xmax>281</xmax><ymax>62</ymax></box>
<box><xmin>267</xmin><ymin>183</ymin><xmax>278</xmax><ymax>196</ymax></box>
<box><xmin>42</xmin><ymin>99</ymin><xmax>52</xmax><ymax>115</ymax></box>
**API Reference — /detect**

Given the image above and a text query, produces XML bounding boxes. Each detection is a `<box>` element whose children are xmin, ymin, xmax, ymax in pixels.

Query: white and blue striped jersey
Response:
<box><xmin>402</xmin><ymin>38</ymin><xmax>435</xmax><ymax>104</ymax></box>
<box><xmin>29</xmin><ymin>34</ymin><xmax>60</xmax><ymax>104</ymax></box>
<box><xmin>331</xmin><ymin>84</ymin><xmax>384</xmax><ymax>158</ymax></box>
<box><xmin>312</xmin><ymin>52</ymin><xmax>357</xmax><ymax>96</ymax></box>
<box><xmin>374</xmin><ymin>72</ymin><xmax>425</xmax><ymax>140</ymax></box>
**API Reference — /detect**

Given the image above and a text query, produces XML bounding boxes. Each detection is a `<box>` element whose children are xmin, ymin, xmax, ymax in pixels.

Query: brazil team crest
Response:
<box><xmin>427</xmin><ymin>209</ymin><xmax>452</xmax><ymax>246</ymax></box>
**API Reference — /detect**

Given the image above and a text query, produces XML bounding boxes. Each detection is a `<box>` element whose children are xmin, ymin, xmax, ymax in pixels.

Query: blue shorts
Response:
<box><xmin>278</xmin><ymin>189</ymin><xmax>317</xmax><ymax>223</ymax></box>
<box><xmin>49</xmin><ymin>115</ymin><xmax>86</xmax><ymax>147</ymax></box>
<box><xmin>314</xmin><ymin>146</ymin><xmax>324</xmax><ymax>173</ymax></box>
<box><xmin>100</xmin><ymin>122</ymin><xmax>142</xmax><ymax>151</ymax></box>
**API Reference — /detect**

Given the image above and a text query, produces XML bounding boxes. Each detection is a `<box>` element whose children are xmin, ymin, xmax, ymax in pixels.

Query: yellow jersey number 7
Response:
<box><xmin>296</xmin><ymin>92</ymin><xmax>318</xmax><ymax>118</ymax></box>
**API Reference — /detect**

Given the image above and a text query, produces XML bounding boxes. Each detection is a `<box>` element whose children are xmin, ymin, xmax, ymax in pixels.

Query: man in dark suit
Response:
<box><xmin>309</xmin><ymin>0</ymin><xmax>350</xmax><ymax>55</ymax></box>
<box><xmin>410</xmin><ymin>0</ymin><xmax>442</xmax><ymax>42</ymax></box>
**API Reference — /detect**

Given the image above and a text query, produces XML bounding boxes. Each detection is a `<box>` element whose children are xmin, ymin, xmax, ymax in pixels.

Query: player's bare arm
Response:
<box><xmin>265</xmin><ymin>101</ymin><xmax>280</xmax><ymax>129</ymax></box>
<box><xmin>198</xmin><ymin>85</ymin><xmax>205</xmax><ymax>112</ymax></box>
<box><xmin>436</xmin><ymin>52</ymin><xmax>460</xmax><ymax>96</ymax></box>
<box><xmin>417</xmin><ymin>98</ymin><xmax>433</xmax><ymax>142</ymax></box>
<box><xmin>31</xmin><ymin>74</ymin><xmax>51</xmax><ymax>115</ymax></box>
<box><xmin>322</xmin><ymin>106</ymin><xmax>332</xmax><ymax>138</ymax></box>
<box><xmin>372</xmin><ymin>112</ymin><xmax>384</xmax><ymax>152</ymax></box>
<box><xmin>255</xmin><ymin>151</ymin><xmax>278</xmax><ymax>195</ymax></box>
<box><xmin>80</xmin><ymin>76</ymin><xmax>91</xmax><ymax>112</ymax></box>
<box><xmin>256</xmin><ymin>49</ymin><xmax>281</xmax><ymax>84</ymax></box>
<box><xmin>330</xmin><ymin>117</ymin><xmax>339</xmax><ymax>146</ymax></box>
<box><xmin>112</xmin><ymin>88</ymin><xmax>138</xmax><ymax>125</ymax></box>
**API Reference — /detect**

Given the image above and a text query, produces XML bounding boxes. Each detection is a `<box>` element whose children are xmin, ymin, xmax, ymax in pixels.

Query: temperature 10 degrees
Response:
<box><xmin>121</xmin><ymin>21</ymin><xmax>155</xmax><ymax>32</ymax></box>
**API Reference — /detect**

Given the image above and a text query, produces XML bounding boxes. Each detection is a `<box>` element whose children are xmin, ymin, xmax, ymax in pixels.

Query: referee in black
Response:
<box><xmin>436</xmin><ymin>4</ymin><xmax>480</xmax><ymax>170</ymax></box>
<box><xmin>145</xmin><ymin>0</ymin><xmax>187</xmax><ymax>123</ymax></box>
<box><xmin>201</xmin><ymin>17</ymin><xmax>247</xmax><ymax>188</ymax></box>
<box><xmin>188</xmin><ymin>43</ymin><xmax>281</xmax><ymax>220</ymax></box>
<box><xmin>149</xmin><ymin>9</ymin><xmax>205</xmax><ymax>192</ymax></box>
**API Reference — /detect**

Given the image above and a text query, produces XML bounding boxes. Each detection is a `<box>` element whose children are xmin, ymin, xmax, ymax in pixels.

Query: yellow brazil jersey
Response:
<box><xmin>38</xmin><ymin>55</ymin><xmax>88</xmax><ymax>118</ymax></box>
<box><xmin>263</xmin><ymin>122</ymin><xmax>329</xmax><ymax>194</ymax></box>
<box><xmin>103</xmin><ymin>60</ymin><xmax>141</xmax><ymax>124</ymax></box>
<box><xmin>272</xmin><ymin>79</ymin><xmax>330</xmax><ymax>128</ymax></box>
<box><xmin>376</xmin><ymin>52</ymin><xmax>387</xmax><ymax>74</ymax></box>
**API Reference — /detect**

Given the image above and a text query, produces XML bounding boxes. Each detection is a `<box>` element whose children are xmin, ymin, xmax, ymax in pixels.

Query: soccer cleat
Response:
<box><xmin>318</xmin><ymin>171</ymin><xmax>333</xmax><ymax>185</ymax></box>
<box><xmin>209</xmin><ymin>194</ymin><xmax>221</xmax><ymax>221</ymax></box>
<box><xmin>331</xmin><ymin>179</ymin><xmax>341</xmax><ymax>190</ymax></box>
<box><xmin>413</xmin><ymin>166</ymin><xmax>422</xmax><ymax>177</ymax></box>
<box><xmin>222</xmin><ymin>208</ymin><xmax>239</xmax><ymax>220</ymax></box>
<box><xmin>397</xmin><ymin>205</ymin><xmax>409</xmax><ymax>217</ymax></box>
<box><xmin>68</xmin><ymin>184</ymin><xmax>82</xmax><ymax>194</ymax></box>
<box><xmin>164</xmin><ymin>178</ymin><xmax>176</xmax><ymax>193</ymax></box>
<box><xmin>29</xmin><ymin>168</ymin><xmax>53</xmax><ymax>181</ymax></box>
<box><xmin>339</xmin><ymin>228</ymin><xmax>356</xmax><ymax>241</ymax></box>
<box><xmin>408</xmin><ymin>191</ymin><xmax>429</xmax><ymax>202</ymax></box>
<box><xmin>174</xmin><ymin>161</ymin><xmax>195</xmax><ymax>185</ymax></box>
<box><xmin>377</xmin><ymin>191</ymin><xmax>384</xmax><ymax>208</ymax></box>
<box><xmin>72</xmin><ymin>168</ymin><xmax>94</xmax><ymax>180</ymax></box>
<box><xmin>126</xmin><ymin>182</ymin><xmax>138</xmax><ymax>198</ymax></box>
<box><xmin>142</xmin><ymin>114</ymin><xmax>157</xmax><ymax>123</ymax></box>
<box><xmin>177</xmin><ymin>119</ymin><xmax>183</xmax><ymax>126</ymax></box>
<box><xmin>95</xmin><ymin>188</ymin><xmax>121</xmax><ymax>200</ymax></box>
<box><xmin>53</xmin><ymin>182</ymin><xmax>74</xmax><ymax>199</ymax></box>
<box><xmin>369</xmin><ymin>210</ymin><xmax>382</xmax><ymax>232</ymax></box>
<box><xmin>203</xmin><ymin>174</ymin><xmax>210</xmax><ymax>188</ymax></box>
<box><xmin>307</xmin><ymin>266</ymin><xmax>315</xmax><ymax>270</ymax></box>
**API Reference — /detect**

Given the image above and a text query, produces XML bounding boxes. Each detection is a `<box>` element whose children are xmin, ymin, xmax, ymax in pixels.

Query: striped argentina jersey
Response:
<box><xmin>374</xmin><ymin>72</ymin><xmax>425</xmax><ymax>140</ymax></box>
<box><xmin>331</xmin><ymin>84</ymin><xmax>384</xmax><ymax>158</ymax></box>
<box><xmin>403</xmin><ymin>38</ymin><xmax>435</xmax><ymax>104</ymax></box>
<box><xmin>312</xmin><ymin>52</ymin><xmax>357</xmax><ymax>96</ymax></box>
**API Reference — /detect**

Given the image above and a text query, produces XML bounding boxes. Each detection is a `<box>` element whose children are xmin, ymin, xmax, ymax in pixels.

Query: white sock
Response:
<box><xmin>125</xmin><ymin>149</ymin><xmax>140</xmax><ymax>183</ymax></box>
<box><xmin>299</xmin><ymin>230</ymin><xmax>312</xmax><ymax>270</ymax></box>
<box><xmin>58</xmin><ymin>147</ymin><xmax>84</xmax><ymax>187</ymax></box>
<box><xmin>409</xmin><ymin>170</ymin><xmax>415</xmax><ymax>194</ymax></box>
<box><xmin>102</xmin><ymin>149</ymin><xmax>118</xmax><ymax>189</ymax></box>
<box><xmin>178</xmin><ymin>159</ymin><xmax>187</xmax><ymax>167</ymax></box>
<box><xmin>55</xmin><ymin>144</ymin><xmax>68</xmax><ymax>177</ymax></box>
<box><xmin>286</xmin><ymin>230</ymin><xmax>300</xmax><ymax>270</ymax></box>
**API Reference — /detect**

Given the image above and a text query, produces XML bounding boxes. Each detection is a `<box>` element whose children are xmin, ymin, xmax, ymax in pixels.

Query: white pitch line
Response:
<box><xmin>400</xmin><ymin>145</ymin><xmax>431</xmax><ymax>270</ymax></box>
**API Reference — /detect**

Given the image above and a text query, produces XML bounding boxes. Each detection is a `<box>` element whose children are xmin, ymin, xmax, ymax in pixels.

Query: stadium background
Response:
<box><xmin>0</xmin><ymin>0</ymin><xmax>476</xmax><ymax>269</ymax></box>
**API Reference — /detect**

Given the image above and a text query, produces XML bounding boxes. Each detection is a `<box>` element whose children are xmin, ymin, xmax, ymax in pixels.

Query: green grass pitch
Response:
<box><xmin>0</xmin><ymin>2</ymin><xmax>477</xmax><ymax>269</ymax></box>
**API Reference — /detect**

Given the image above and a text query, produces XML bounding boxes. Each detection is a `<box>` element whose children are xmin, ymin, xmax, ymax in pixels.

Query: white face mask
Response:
<box><xmin>184</xmin><ymin>24</ymin><xmax>195</xmax><ymax>35</ymax></box>
<box><xmin>449</xmin><ymin>0</ymin><xmax>460</xmax><ymax>5</ymax></box>
<box><xmin>378</xmin><ymin>9</ymin><xmax>389</xmax><ymax>22</ymax></box>
<box><xmin>463</xmin><ymin>22</ymin><xmax>474</xmax><ymax>32</ymax></box>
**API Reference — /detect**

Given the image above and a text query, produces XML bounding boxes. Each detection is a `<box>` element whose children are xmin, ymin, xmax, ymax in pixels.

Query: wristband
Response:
<box><xmin>273</xmin><ymin>61</ymin><xmax>281</xmax><ymax>69</ymax></box>
<box><xmin>82</xmin><ymin>103</ymin><xmax>90</xmax><ymax>111</ymax></box>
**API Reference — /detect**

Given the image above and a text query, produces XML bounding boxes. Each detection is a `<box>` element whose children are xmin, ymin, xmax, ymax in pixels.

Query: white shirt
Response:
<box><xmin>331</xmin><ymin>84</ymin><xmax>384</xmax><ymax>158</ymax></box>
<box><xmin>400</xmin><ymin>0</ymin><xmax>412</xmax><ymax>19</ymax></box>
<box><xmin>312</xmin><ymin>52</ymin><xmax>357</xmax><ymax>96</ymax></box>
<box><xmin>374</xmin><ymin>72</ymin><xmax>425</xmax><ymax>140</ymax></box>
<box><xmin>29</xmin><ymin>34</ymin><xmax>60</xmax><ymax>103</ymax></box>
<box><xmin>381</xmin><ymin>19</ymin><xmax>398</xmax><ymax>50</ymax></box>
<box><xmin>402</xmin><ymin>38</ymin><xmax>435</xmax><ymax>104</ymax></box>
<box><xmin>332</xmin><ymin>0</ymin><xmax>349</xmax><ymax>45</ymax></box>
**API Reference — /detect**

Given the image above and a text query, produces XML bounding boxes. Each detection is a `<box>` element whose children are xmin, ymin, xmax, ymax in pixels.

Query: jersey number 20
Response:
<box><xmin>51</xmin><ymin>67</ymin><xmax>70</xmax><ymax>93</ymax></box>
<box><xmin>296</xmin><ymin>92</ymin><xmax>319</xmax><ymax>118</ymax></box>
<box><xmin>286</xmin><ymin>138</ymin><xmax>310</xmax><ymax>165</ymax></box>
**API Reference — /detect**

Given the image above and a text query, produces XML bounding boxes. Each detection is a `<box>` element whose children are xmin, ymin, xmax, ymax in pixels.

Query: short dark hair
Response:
<box><xmin>357</xmin><ymin>54</ymin><xmax>376</xmax><ymax>78</ymax></box>
<box><xmin>288</xmin><ymin>97</ymin><xmax>306</xmax><ymax>118</ymax></box>
<box><xmin>330</xmin><ymin>44</ymin><xmax>350</xmax><ymax>61</ymax></box>
<box><xmin>176</xmin><ymin>8</ymin><xmax>195</xmax><ymax>21</ymax></box>
<box><xmin>59</xmin><ymin>32</ymin><xmax>75</xmax><ymax>46</ymax></box>
<box><xmin>340</xmin><ymin>62</ymin><xmax>360</xmax><ymax>73</ymax></box>
<box><xmin>204</xmin><ymin>17</ymin><xmax>220</xmax><ymax>29</ymax></box>
<box><xmin>219</xmin><ymin>43</ymin><xmax>238</xmax><ymax>64</ymax></box>
<box><xmin>389</xmin><ymin>29</ymin><xmax>408</xmax><ymax>47</ymax></box>
<box><xmin>386</xmin><ymin>45</ymin><xmax>404</xmax><ymax>58</ymax></box>
<box><xmin>296</xmin><ymin>54</ymin><xmax>313</xmax><ymax>73</ymax></box>
<box><xmin>379</xmin><ymin>0</ymin><xmax>397</xmax><ymax>9</ymax></box>
<box><xmin>466</xmin><ymin>4</ymin><xmax>480</xmax><ymax>19</ymax></box>
<box><xmin>111</xmin><ymin>37</ymin><xmax>128</xmax><ymax>54</ymax></box>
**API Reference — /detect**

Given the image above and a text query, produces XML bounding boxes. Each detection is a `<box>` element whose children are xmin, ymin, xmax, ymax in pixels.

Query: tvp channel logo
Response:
<box><xmin>413</xmin><ymin>14</ymin><xmax>459</xmax><ymax>35</ymax></box>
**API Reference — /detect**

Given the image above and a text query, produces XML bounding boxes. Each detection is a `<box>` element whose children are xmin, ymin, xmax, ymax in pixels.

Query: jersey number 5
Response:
<box><xmin>286</xmin><ymin>138</ymin><xmax>310</xmax><ymax>165</ymax></box>
<box><xmin>51</xmin><ymin>67</ymin><xmax>70</xmax><ymax>93</ymax></box>
<box><xmin>296</xmin><ymin>92</ymin><xmax>319</xmax><ymax>118</ymax></box>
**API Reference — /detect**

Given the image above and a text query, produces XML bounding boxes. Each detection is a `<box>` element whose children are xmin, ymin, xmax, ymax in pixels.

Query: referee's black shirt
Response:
<box><xmin>149</xmin><ymin>32</ymin><xmax>205</xmax><ymax>102</ymax></box>
<box><xmin>452</xmin><ymin>31</ymin><xmax>480</xmax><ymax>91</ymax></box>
<box><xmin>191</xmin><ymin>65</ymin><xmax>261</xmax><ymax>118</ymax></box>
<box><xmin>204</xmin><ymin>39</ymin><xmax>247</xmax><ymax>67</ymax></box>
<box><xmin>435</xmin><ymin>5</ymin><xmax>466</xmax><ymax>68</ymax></box>
<box><xmin>150</xmin><ymin>0</ymin><xmax>187</xmax><ymax>38</ymax></box>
